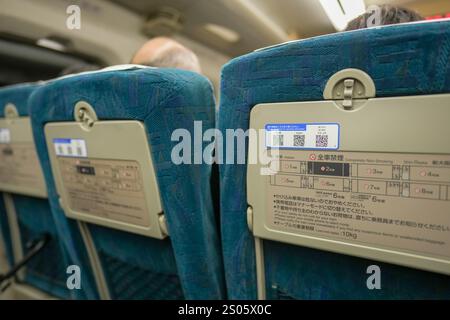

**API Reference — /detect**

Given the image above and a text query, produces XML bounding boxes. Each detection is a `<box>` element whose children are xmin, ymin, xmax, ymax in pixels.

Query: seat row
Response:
<box><xmin>0</xmin><ymin>19</ymin><xmax>449</xmax><ymax>299</ymax></box>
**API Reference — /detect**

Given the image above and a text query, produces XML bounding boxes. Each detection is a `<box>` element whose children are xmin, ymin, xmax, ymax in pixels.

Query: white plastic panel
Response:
<box><xmin>248</xmin><ymin>94</ymin><xmax>450</xmax><ymax>275</ymax></box>
<box><xmin>0</xmin><ymin>117</ymin><xmax>47</xmax><ymax>198</ymax></box>
<box><xmin>45</xmin><ymin>120</ymin><xmax>165</xmax><ymax>239</ymax></box>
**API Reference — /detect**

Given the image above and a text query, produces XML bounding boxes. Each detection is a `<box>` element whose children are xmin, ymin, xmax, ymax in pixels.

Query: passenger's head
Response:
<box><xmin>345</xmin><ymin>5</ymin><xmax>424</xmax><ymax>31</ymax></box>
<box><xmin>131</xmin><ymin>37</ymin><xmax>201</xmax><ymax>73</ymax></box>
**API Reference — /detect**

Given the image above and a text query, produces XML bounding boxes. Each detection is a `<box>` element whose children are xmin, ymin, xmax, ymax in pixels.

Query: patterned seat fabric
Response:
<box><xmin>30</xmin><ymin>67</ymin><xmax>226</xmax><ymax>299</ymax></box>
<box><xmin>218</xmin><ymin>20</ymin><xmax>450</xmax><ymax>299</ymax></box>
<box><xmin>0</xmin><ymin>84</ymin><xmax>95</xmax><ymax>299</ymax></box>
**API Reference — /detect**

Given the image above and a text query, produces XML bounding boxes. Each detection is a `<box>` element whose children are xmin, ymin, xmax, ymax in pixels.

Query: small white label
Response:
<box><xmin>54</xmin><ymin>138</ymin><xmax>87</xmax><ymax>157</ymax></box>
<box><xmin>0</xmin><ymin>128</ymin><xmax>11</xmax><ymax>144</ymax></box>
<box><xmin>266</xmin><ymin>123</ymin><xmax>339</xmax><ymax>150</ymax></box>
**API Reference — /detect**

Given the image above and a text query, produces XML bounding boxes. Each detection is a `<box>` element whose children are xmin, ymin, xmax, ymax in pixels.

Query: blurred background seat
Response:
<box><xmin>218</xmin><ymin>19</ymin><xmax>450</xmax><ymax>300</ymax></box>
<box><xmin>29</xmin><ymin>66</ymin><xmax>225</xmax><ymax>300</ymax></box>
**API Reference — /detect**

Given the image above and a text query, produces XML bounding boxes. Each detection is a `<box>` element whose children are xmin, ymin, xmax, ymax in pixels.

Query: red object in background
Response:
<box><xmin>426</xmin><ymin>13</ymin><xmax>450</xmax><ymax>20</ymax></box>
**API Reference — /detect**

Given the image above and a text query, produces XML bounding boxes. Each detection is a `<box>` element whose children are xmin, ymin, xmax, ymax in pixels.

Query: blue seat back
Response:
<box><xmin>30</xmin><ymin>67</ymin><xmax>225</xmax><ymax>299</ymax></box>
<box><xmin>0</xmin><ymin>83</ymin><xmax>96</xmax><ymax>299</ymax></box>
<box><xmin>219</xmin><ymin>20</ymin><xmax>450</xmax><ymax>299</ymax></box>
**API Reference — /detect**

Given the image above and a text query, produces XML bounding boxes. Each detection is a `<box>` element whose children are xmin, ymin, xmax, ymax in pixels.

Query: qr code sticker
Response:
<box><xmin>315</xmin><ymin>135</ymin><xmax>328</xmax><ymax>148</ymax></box>
<box><xmin>294</xmin><ymin>134</ymin><xmax>305</xmax><ymax>147</ymax></box>
<box><xmin>272</xmin><ymin>134</ymin><xmax>284</xmax><ymax>147</ymax></box>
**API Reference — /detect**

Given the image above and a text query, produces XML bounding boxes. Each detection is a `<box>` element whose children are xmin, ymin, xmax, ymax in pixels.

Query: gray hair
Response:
<box><xmin>142</xmin><ymin>45</ymin><xmax>201</xmax><ymax>73</ymax></box>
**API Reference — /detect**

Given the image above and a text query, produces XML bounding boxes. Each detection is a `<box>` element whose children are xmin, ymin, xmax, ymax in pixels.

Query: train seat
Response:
<box><xmin>29</xmin><ymin>66</ymin><xmax>225</xmax><ymax>299</ymax></box>
<box><xmin>0</xmin><ymin>83</ymin><xmax>96</xmax><ymax>299</ymax></box>
<box><xmin>218</xmin><ymin>19</ymin><xmax>450</xmax><ymax>299</ymax></box>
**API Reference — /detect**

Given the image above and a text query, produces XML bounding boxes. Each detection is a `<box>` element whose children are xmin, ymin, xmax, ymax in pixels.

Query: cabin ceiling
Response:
<box><xmin>110</xmin><ymin>0</ymin><xmax>450</xmax><ymax>57</ymax></box>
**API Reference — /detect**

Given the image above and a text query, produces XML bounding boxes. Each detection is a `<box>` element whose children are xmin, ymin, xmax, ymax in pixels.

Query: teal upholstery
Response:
<box><xmin>29</xmin><ymin>67</ymin><xmax>226</xmax><ymax>299</ymax></box>
<box><xmin>219</xmin><ymin>20</ymin><xmax>450</xmax><ymax>299</ymax></box>
<box><xmin>0</xmin><ymin>83</ymin><xmax>93</xmax><ymax>299</ymax></box>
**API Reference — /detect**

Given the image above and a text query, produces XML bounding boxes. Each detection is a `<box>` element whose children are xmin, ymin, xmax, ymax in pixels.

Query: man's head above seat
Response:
<box><xmin>345</xmin><ymin>4</ymin><xmax>424</xmax><ymax>31</ymax></box>
<box><xmin>131</xmin><ymin>37</ymin><xmax>202</xmax><ymax>74</ymax></box>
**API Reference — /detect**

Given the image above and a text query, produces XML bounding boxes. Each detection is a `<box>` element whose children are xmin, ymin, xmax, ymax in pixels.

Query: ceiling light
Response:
<box><xmin>204</xmin><ymin>24</ymin><xmax>240</xmax><ymax>43</ymax></box>
<box><xmin>36</xmin><ymin>38</ymin><xmax>67</xmax><ymax>52</ymax></box>
<box><xmin>319</xmin><ymin>0</ymin><xmax>366</xmax><ymax>31</ymax></box>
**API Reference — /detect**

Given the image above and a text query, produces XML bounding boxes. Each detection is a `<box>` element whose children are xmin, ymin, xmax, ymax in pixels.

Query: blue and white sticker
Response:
<box><xmin>0</xmin><ymin>128</ymin><xmax>10</xmax><ymax>144</ymax></box>
<box><xmin>53</xmin><ymin>138</ymin><xmax>87</xmax><ymax>157</ymax></box>
<box><xmin>265</xmin><ymin>123</ymin><xmax>340</xmax><ymax>150</ymax></box>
